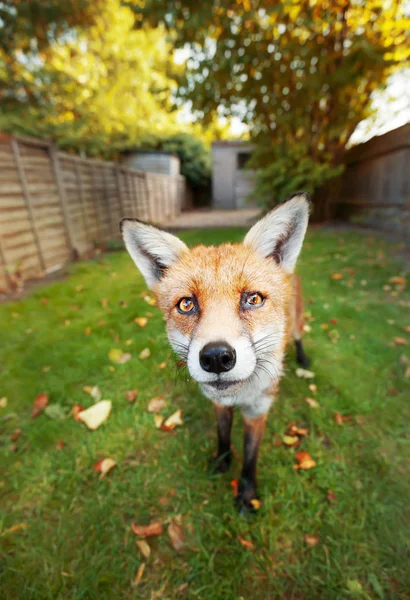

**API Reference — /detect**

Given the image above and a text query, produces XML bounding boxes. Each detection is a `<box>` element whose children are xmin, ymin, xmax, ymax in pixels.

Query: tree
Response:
<box><xmin>162</xmin><ymin>133</ymin><xmax>211</xmax><ymax>189</ymax></box>
<box><xmin>0</xmin><ymin>0</ymin><xmax>182</xmax><ymax>156</ymax></box>
<box><xmin>137</xmin><ymin>0</ymin><xmax>410</xmax><ymax>207</ymax></box>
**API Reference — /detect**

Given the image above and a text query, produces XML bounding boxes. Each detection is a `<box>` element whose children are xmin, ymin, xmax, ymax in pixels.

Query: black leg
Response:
<box><xmin>295</xmin><ymin>339</ymin><xmax>310</xmax><ymax>368</ymax></box>
<box><xmin>236</xmin><ymin>414</ymin><xmax>266</xmax><ymax>513</ymax></box>
<box><xmin>212</xmin><ymin>404</ymin><xmax>234</xmax><ymax>473</ymax></box>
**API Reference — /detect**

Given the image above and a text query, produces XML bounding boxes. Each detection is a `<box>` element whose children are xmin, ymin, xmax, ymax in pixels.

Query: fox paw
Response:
<box><xmin>235</xmin><ymin>479</ymin><xmax>259</xmax><ymax>515</ymax></box>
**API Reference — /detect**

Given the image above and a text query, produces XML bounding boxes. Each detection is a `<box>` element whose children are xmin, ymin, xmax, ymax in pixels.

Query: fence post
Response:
<box><xmin>115</xmin><ymin>166</ymin><xmax>125</xmax><ymax>217</ymax></box>
<box><xmin>11</xmin><ymin>137</ymin><xmax>46</xmax><ymax>271</ymax></box>
<box><xmin>75</xmin><ymin>160</ymin><xmax>90</xmax><ymax>246</ymax></box>
<box><xmin>48</xmin><ymin>143</ymin><xmax>76</xmax><ymax>256</ymax></box>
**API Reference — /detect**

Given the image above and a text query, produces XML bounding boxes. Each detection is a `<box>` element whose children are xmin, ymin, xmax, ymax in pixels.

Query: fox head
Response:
<box><xmin>121</xmin><ymin>193</ymin><xmax>310</xmax><ymax>400</ymax></box>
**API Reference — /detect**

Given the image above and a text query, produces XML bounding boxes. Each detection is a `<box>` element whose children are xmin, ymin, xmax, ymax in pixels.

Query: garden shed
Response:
<box><xmin>212</xmin><ymin>141</ymin><xmax>256</xmax><ymax>209</ymax></box>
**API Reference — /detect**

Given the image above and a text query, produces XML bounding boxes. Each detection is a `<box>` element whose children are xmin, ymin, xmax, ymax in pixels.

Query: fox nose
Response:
<box><xmin>199</xmin><ymin>342</ymin><xmax>236</xmax><ymax>374</ymax></box>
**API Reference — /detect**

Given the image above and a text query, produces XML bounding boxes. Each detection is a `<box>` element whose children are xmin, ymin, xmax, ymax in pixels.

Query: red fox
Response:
<box><xmin>121</xmin><ymin>192</ymin><xmax>310</xmax><ymax>512</ymax></box>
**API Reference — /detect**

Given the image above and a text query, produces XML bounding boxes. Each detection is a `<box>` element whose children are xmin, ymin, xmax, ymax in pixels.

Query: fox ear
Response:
<box><xmin>244</xmin><ymin>192</ymin><xmax>310</xmax><ymax>273</ymax></box>
<box><xmin>120</xmin><ymin>219</ymin><xmax>188</xmax><ymax>289</ymax></box>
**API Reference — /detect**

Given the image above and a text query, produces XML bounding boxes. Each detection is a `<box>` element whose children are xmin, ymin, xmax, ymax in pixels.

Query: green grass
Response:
<box><xmin>1</xmin><ymin>227</ymin><xmax>409</xmax><ymax>600</ymax></box>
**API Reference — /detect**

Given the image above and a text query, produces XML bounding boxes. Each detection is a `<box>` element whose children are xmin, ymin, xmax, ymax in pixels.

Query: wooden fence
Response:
<box><xmin>315</xmin><ymin>123</ymin><xmax>410</xmax><ymax>236</ymax></box>
<box><xmin>0</xmin><ymin>134</ymin><xmax>185</xmax><ymax>293</ymax></box>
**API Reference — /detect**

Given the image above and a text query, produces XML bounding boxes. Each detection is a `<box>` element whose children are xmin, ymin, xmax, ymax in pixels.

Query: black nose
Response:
<box><xmin>199</xmin><ymin>342</ymin><xmax>236</xmax><ymax>374</ymax></box>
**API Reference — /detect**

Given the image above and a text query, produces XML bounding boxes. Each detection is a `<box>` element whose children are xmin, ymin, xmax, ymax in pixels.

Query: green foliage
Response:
<box><xmin>139</xmin><ymin>0</ymin><xmax>410</xmax><ymax>207</ymax></box>
<box><xmin>162</xmin><ymin>133</ymin><xmax>211</xmax><ymax>189</ymax></box>
<box><xmin>1</xmin><ymin>228</ymin><xmax>409</xmax><ymax>598</ymax></box>
<box><xmin>249</xmin><ymin>141</ymin><xmax>344</xmax><ymax>209</ymax></box>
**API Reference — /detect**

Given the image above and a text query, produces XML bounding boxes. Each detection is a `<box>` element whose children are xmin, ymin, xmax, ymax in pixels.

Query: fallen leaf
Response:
<box><xmin>402</xmin><ymin>325</ymin><xmax>410</xmax><ymax>333</ymax></box>
<box><xmin>56</xmin><ymin>439</ymin><xmax>65</xmax><ymax>449</ymax></box>
<box><xmin>119</xmin><ymin>352</ymin><xmax>132</xmax><ymax>364</ymax></box>
<box><xmin>108</xmin><ymin>365</ymin><xmax>115</xmax><ymax>373</ymax></box>
<box><xmin>389</xmin><ymin>276</ymin><xmax>406</xmax><ymax>285</ymax></box>
<box><xmin>305</xmin><ymin>397</ymin><xmax>319</xmax><ymax>408</ymax></box>
<box><xmin>83</xmin><ymin>385</ymin><xmax>102</xmax><ymax>402</ymax></box>
<box><xmin>84</xmin><ymin>327</ymin><xmax>92</xmax><ymax>335</ymax></box>
<box><xmin>5</xmin><ymin>523</ymin><xmax>28</xmax><ymax>534</ymax></box>
<box><xmin>125</xmin><ymin>389</ymin><xmax>138</xmax><ymax>402</ymax></box>
<box><xmin>308</xmin><ymin>384</ymin><xmax>317</xmax><ymax>393</ymax></box>
<box><xmin>329</xmin><ymin>318</ymin><xmax>338</xmax><ymax>325</ymax></box>
<box><xmin>94</xmin><ymin>457</ymin><xmax>116</xmax><ymax>479</ymax></box>
<box><xmin>154</xmin><ymin>415</ymin><xmax>164</xmax><ymax>428</ymax></box>
<box><xmin>250</xmin><ymin>499</ymin><xmax>262</xmax><ymax>510</ymax></box>
<box><xmin>10</xmin><ymin>428</ymin><xmax>21</xmax><ymax>441</ymax></box>
<box><xmin>101</xmin><ymin>298</ymin><xmax>108</xmax><ymax>308</ymax></box>
<box><xmin>131</xmin><ymin>563</ymin><xmax>145</xmax><ymax>587</ymax></box>
<box><xmin>347</xmin><ymin>580</ymin><xmax>363</xmax><ymax>594</ymax></box>
<box><xmin>72</xmin><ymin>404</ymin><xmax>84</xmax><ymax>421</ymax></box>
<box><xmin>161</xmin><ymin>409</ymin><xmax>183</xmax><ymax>431</ymax></box>
<box><xmin>334</xmin><ymin>412</ymin><xmax>352</xmax><ymax>425</ymax></box>
<box><xmin>288</xmin><ymin>424</ymin><xmax>309</xmax><ymax>437</ymax></box>
<box><xmin>394</xmin><ymin>337</ymin><xmax>407</xmax><ymax>346</ymax></box>
<box><xmin>77</xmin><ymin>400</ymin><xmax>112</xmax><ymax>430</ymax></box>
<box><xmin>168</xmin><ymin>519</ymin><xmax>185</xmax><ymax>552</ymax></box>
<box><xmin>176</xmin><ymin>360</ymin><xmax>186</xmax><ymax>368</ymax></box>
<box><xmin>320</xmin><ymin>323</ymin><xmax>329</xmax><ymax>330</ymax></box>
<box><xmin>331</xmin><ymin>273</ymin><xmax>343</xmax><ymax>280</ymax></box>
<box><xmin>158</xmin><ymin>362</ymin><xmax>167</xmax><ymax>369</ymax></box>
<box><xmin>283</xmin><ymin>435</ymin><xmax>299</xmax><ymax>447</ymax></box>
<box><xmin>304</xmin><ymin>534</ymin><xmax>320</xmax><ymax>546</ymax></box>
<box><xmin>42</xmin><ymin>365</ymin><xmax>51</xmax><ymax>373</ymax></box>
<box><xmin>293</xmin><ymin>451</ymin><xmax>316</xmax><ymax>470</ymax></box>
<box><xmin>75</xmin><ymin>284</ymin><xmax>84</xmax><ymax>292</ymax></box>
<box><xmin>10</xmin><ymin>444</ymin><xmax>17</xmax><ymax>452</ymax></box>
<box><xmin>147</xmin><ymin>397</ymin><xmax>166</xmax><ymax>413</ymax></box>
<box><xmin>230</xmin><ymin>478</ymin><xmax>239</xmax><ymax>498</ymax></box>
<box><xmin>296</xmin><ymin>368</ymin><xmax>315</xmax><ymax>379</ymax></box>
<box><xmin>131</xmin><ymin>521</ymin><xmax>163</xmax><ymax>537</ymax></box>
<box><xmin>0</xmin><ymin>396</ymin><xmax>8</xmax><ymax>408</ymax></box>
<box><xmin>134</xmin><ymin>317</ymin><xmax>148</xmax><ymax>328</ymax></box>
<box><xmin>238</xmin><ymin>536</ymin><xmax>255</xmax><ymax>550</ymax></box>
<box><xmin>143</xmin><ymin>295</ymin><xmax>156</xmax><ymax>306</ymax></box>
<box><xmin>327</xmin><ymin>489</ymin><xmax>337</xmax><ymax>503</ymax></box>
<box><xmin>40</xmin><ymin>297</ymin><xmax>48</xmax><ymax>305</ymax></box>
<box><xmin>136</xmin><ymin>539</ymin><xmax>151</xmax><ymax>559</ymax></box>
<box><xmin>139</xmin><ymin>348</ymin><xmax>151</xmax><ymax>360</ymax></box>
<box><xmin>31</xmin><ymin>393</ymin><xmax>48</xmax><ymax>418</ymax></box>
<box><xmin>405</xmin><ymin>366</ymin><xmax>410</xmax><ymax>379</ymax></box>
<box><xmin>44</xmin><ymin>404</ymin><xmax>66</xmax><ymax>420</ymax></box>
<box><xmin>108</xmin><ymin>348</ymin><xmax>123</xmax><ymax>363</ymax></box>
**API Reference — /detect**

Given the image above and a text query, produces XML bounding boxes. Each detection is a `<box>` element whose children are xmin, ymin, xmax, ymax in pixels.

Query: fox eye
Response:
<box><xmin>177</xmin><ymin>297</ymin><xmax>197</xmax><ymax>314</ymax></box>
<box><xmin>242</xmin><ymin>292</ymin><xmax>265</xmax><ymax>310</ymax></box>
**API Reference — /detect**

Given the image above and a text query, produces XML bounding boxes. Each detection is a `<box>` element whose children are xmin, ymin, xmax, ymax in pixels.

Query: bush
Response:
<box><xmin>162</xmin><ymin>133</ymin><xmax>211</xmax><ymax>190</ymax></box>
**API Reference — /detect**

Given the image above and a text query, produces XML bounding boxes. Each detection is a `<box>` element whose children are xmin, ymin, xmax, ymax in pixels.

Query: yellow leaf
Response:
<box><xmin>78</xmin><ymin>400</ymin><xmax>112</xmax><ymax>430</ymax></box>
<box><xmin>134</xmin><ymin>317</ymin><xmax>148</xmax><ymax>328</ymax></box>
<box><xmin>283</xmin><ymin>435</ymin><xmax>299</xmax><ymax>446</ymax></box>
<box><xmin>162</xmin><ymin>409</ymin><xmax>183</xmax><ymax>431</ymax></box>
<box><xmin>99</xmin><ymin>458</ymin><xmax>116</xmax><ymax>479</ymax></box>
<box><xmin>139</xmin><ymin>348</ymin><xmax>151</xmax><ymax>359</ymax></box>
<box><xmin>136</xmin><ymin>540</ymin><xmax>151</xmax><ymax>558</ymax></box>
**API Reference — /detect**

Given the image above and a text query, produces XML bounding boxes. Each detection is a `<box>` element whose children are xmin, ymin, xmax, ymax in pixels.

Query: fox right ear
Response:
<box><xmin>120</xmin><ymin>219</ymin><xmax>188</xmax><ymax>289</ymax></box>
<box><xmin>244</xmin><ymin>192</ymin><xmax>310</xmax><ymax>273</ymax></box>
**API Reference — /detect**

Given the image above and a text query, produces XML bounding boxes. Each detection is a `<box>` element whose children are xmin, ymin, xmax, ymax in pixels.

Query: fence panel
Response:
<box><xmin>0</xmin><ymin>134</ymin><xmax>185</xmax><ymax>293</ymax></box>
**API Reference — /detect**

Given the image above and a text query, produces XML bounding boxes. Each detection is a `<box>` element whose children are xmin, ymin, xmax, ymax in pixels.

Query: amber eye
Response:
<box><xmin>242</xmin><ymin>292</ymin><xmax>265</xmax><ymax>309</ymax></box>
<box><xmin>177</xmin><ymin>297</ymin><xmax>196</xmax><ymax>314</ymax></box>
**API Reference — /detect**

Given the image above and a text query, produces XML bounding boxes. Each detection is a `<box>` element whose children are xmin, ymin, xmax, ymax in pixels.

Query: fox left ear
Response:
<box><xmin>120</xmin><ymin>218</ymin><xmax>188</xmax><ymax>289</ymax></box>
<box><xmin>244</xmin><ymin>192</ymin><xmax>310</xmax><ymax>273</ymax></box>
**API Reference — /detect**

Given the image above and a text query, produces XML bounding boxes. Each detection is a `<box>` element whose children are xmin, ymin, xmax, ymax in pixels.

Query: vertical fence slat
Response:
<box><xmin>11</xmin><ymin>138</ymin><xmax>46</xmax><ymax>271</ymax></box>
<box><xmin>49</xmin><ymin>144</ymin><xmax>75</xmax><ymax>256</ymax></box>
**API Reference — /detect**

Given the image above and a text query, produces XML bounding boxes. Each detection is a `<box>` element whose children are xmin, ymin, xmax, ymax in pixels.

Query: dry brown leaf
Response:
<box><xmin>389</xmin><ymin>276</ymin><xmax>406</xmax><ymax>285</ymax></box>
<box><xmin>154</xmin><ymin>415</ymin><xmax>164</xmax><ymax>428</ymax></box>
<box><xmin>84</xmin><ymin>327</ymin><xmax>92</xmax><ymax>335</ymax></box>
<box><xmin>304</xmin><ymin>534</ymin><xmax>320</xmax><ymax>546</ymax></box>
<box><xmin>131</xmin><ymin>521</ymin><xmax>163</xmax><ymax>537</ymax></box>
<box><xmin>31</xmin><ymin>393</ymin><xmax>48</xmax><ymax>419</ymax></box>
<box><xmin>56</xmin><ymin>439</ymin><xmax>65</xmax><ymax>449</ymax></box>
<box><xmin>402</xmin><ymin>325</ymin><xmax>410</xmax><ymax>333</ymax></box>
<box><xmin>334</xmin><ymin>412</ymin><xmax>352</xmax><ymax>425</ymax></box>
<box><xmin>5</xmin><ymin>523</ymin><xmax>28</xmax><ymax>534</ymax></box>
<box><xmin>119</xmin><ymin>352</ymin><xmax>132</xmax><ymax>364</ymax></box>
<box><xmin>139</xmin><ymin>348</ymin><xmax>151</xmax><ymax>360</ymax></box>
<box><xmin>176</xmin><ymin>360</ymin><xmax>186</xmax><ymax>368</ymax></box>
<box><xmin>125</xmin><ymin>389</ymin><xmax>138</xmax><ymax>403</ymax></box>
<box><xmin>147</xmin><ymin>396</ymin><xmax>166</xmax><ymax>414</ymax></box>
<box><xmin>10</xmin><ymin>428</ymin><xmax>21</xmax><ymax>441</ymax></box>
<box><xmin>161</xmin><ymin>409</ymin><xmax>183</xmax><ymax>431</ymax></box>
<box><xmin>288</xmin><ymin>424</ymin><xmax>310</xmax><ymax>437</ymax></box>
<box><xmin>158</xmin><ymin>361</ymin><xmax>167</xmax><ymax>370</ymax></box>
<box><xmin>327</xmin><ymin>489</ymin><xmax>337</xmax><ymax>503</ymax></box>
<box><xmin>293</xmin><ymin>451</ymin><xmax>316</xmax><ymax>470</ymax></box>
<box><xmin>329</xmin><ymin>318</ymin><xmax>338</xmax><ymax>325</ymax></box>
<box><xmin>77</xmin><ymin>400</ymin><xmax>112</xmax><ymax>430</ymax></box>
<box><xmin>305</xmin><ymin>397</ymin><xmax>319</xmax><ymax>409</ymax></box>
<box><xmin>320</xmin><ymin>323</ymin><xmax>329</xmax><ymax>330</ymax></box>
<box><xmin>308</xmin><ymin>383</ymin><xmax>317</xmax><ymax>393</ymax></box>
<box><xmin>72</xmin><ymin>404</ymin><xmax>84</xmax><ymax>421</ymax></box>
<box><xmin>331</xmin><ymin>273</ymin><xmax>343</xmax><ymax>280</ymax></box>
<box><xmin>134</xmin><ymin>317</ymin><xmax>148</xmax><ymax>328</ymax></box>
<box><xmin>238</xmin><ymin>536</ymin><xmax>255</xmax><ymax>550</ymax></box>
<box><xmin>168</xmin><ymin>519</ymin><xmax>185</xmax><ymax>553</ymax></box>
<box><xmin>136</xmin><ymin>539</ymin><xmax>151</xmax><ymax>559</ymax></box>
<box><xmin>394</xmin><ymin>337</ymin><xmax>408</xmax><ymax>346</ymax></box>
<box><xmin>131</xmin><ymin>563</ymin><xmax>146</xmax><ymax>587</ymax></box>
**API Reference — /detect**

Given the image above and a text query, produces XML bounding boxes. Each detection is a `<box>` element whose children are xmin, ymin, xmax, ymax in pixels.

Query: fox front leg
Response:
<box><xmin>236</xmin><ymin>414</ymin><xmax>267</xmax><ymax>513</ymax></box>
<box><xmin>212</xmin><ymin>403</ymin><xmax>234</xmax><ymax>473</ymax></box>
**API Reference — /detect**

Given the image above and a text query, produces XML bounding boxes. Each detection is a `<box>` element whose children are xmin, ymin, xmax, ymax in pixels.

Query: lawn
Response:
<box><xmin>0</xmin><ymin>226</ymin><xmax>409</xmax><ymax>600</ymax></box>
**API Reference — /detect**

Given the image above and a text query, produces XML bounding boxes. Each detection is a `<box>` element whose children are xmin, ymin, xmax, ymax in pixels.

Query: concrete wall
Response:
<box><xmin>212</xmin><ymin>142</ymin><xmax>255</xmax><ymax>209</ymax></box>
<box><xmin>122</xmin><ymin>152</ymin><xmax>180</xmax><ymax>177</ymax></box>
